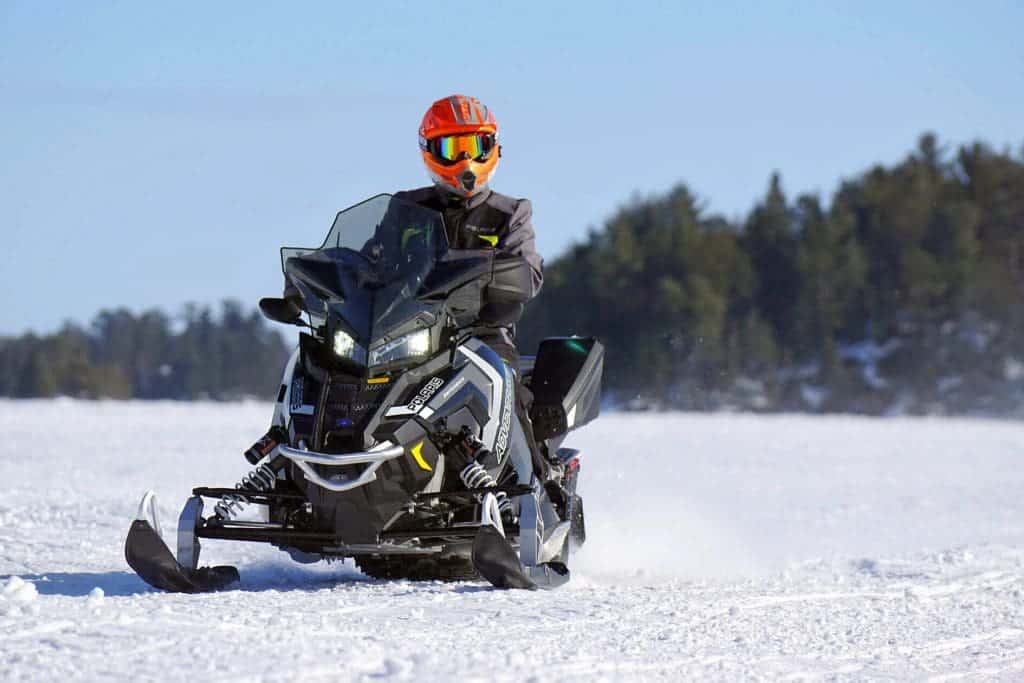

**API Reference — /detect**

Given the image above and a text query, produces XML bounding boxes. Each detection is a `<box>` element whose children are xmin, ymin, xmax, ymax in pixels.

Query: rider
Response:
<box><xmin>402</xmin><ymin>94</ymin><xmax>548</xmax><ymax>480</ymax></box>
<box><xmin>404</xmin><ymin>96</ymin><xmax>542</xmax><ymax>362</ymax></box>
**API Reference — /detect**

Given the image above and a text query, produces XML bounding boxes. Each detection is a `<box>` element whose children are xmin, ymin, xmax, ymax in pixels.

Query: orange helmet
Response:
<box><xmin>419</xmin><ymin>95</ymin><xmax>500</xmax><ymax>197</ymax></box>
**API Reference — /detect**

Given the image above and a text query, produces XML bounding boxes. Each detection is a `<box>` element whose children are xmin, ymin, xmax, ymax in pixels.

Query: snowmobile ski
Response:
<box><xmin>468</xmin><ymin>492</ymin><xmax>570</xmax><ymax>590</ymax></box>
<box><xmin>471</xmin><ymin>524</ymin><xmax>537</xmax><ymax>590</ymax></box>
<box><xmin>470</xmin><ymin>493</ymin><xmax>536</xmax><ymax>589</ymax></box>
<box><xmin>125</xmin><ymin>492</ymin><xmax>238</xmax><ymax>593</ymax></box>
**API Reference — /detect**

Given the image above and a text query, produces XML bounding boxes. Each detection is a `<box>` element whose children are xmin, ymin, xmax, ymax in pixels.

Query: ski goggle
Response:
<box><xmin>423</xmin><ymin>133</ymin><xmax>497</xmax><ymax>164</ymax></box>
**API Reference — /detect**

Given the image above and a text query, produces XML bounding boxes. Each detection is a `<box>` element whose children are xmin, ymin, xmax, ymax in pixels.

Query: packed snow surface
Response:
<box><xmin>2</xmin><ymin>400</ymin><xmax>1023</xmax><ymax>681</ymax></box>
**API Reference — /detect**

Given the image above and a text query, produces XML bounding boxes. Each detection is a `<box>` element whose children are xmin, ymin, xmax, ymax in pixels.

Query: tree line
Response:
<box><xmin>3</xmin><ymin>133</ymin><xmax>1022</xmax><ymax>413</ymax></box>
<box><xmin>0</xmin><ymin>301</ymin><xmax>291</xmax><ymax>400</ymax></box>
<box><xmin>519</xmin><ymin>134</ymin><xmax>1024</xmax><ymax>415</ymax></box>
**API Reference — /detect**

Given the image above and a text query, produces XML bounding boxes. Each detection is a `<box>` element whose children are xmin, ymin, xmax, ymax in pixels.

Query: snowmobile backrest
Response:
<box><xmin>528</xmin><ymin>337</ymin><xmax>604</xmax><ymax>442</ymax></box>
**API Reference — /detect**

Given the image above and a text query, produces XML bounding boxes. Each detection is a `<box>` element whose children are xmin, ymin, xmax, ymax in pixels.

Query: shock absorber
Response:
<box><xmin>215</xmin><ymin>428</ymin><xmax>288</xmax><ymax>521</ymax></box>
<box><xmin>450</xmin><ymin>428</ymin><xmax>513</xmax><ymax>516</ymax></box>
<box><xmin>459</xmin><ymin>461</ymin><xmax>513</xmax><ymax>515</ymax></box>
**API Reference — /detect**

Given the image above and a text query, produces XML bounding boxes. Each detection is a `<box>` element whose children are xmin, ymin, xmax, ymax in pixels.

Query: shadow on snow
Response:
<box><xmin>6</xmin><ymin>571</ymin><xmax>152</xmax><ymax>597</ymax></box>
<box><xmin>5</xmin><ymin>563</ymin><xmax>493</xmax><ymax>597</ymax></box>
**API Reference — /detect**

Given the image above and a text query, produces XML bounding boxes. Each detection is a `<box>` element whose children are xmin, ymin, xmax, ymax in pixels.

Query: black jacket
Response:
<box><xmin>285</xmin><ymin>187</ymin><xmax>543</xmax><ymax>347</ymax></box>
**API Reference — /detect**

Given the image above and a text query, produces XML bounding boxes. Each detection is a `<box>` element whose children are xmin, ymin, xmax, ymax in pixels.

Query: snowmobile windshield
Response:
<box><xmin>281</xmin><ymin>194</ymin><xmax>447</xmax><ymax>288</ymax></box>
<box><xmin>281</xmin><ymin>194</ymin><xmax>455</xmax><ymax>372</ymax></box>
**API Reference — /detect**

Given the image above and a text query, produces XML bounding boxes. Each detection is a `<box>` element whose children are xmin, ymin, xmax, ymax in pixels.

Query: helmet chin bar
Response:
<box><xmin>428</xmin><ymin>168</ymin><xmax>489</xmax><ymax>198</ymax></box>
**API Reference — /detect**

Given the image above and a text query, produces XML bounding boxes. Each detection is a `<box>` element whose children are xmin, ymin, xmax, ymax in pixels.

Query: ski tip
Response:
<box><xmin>134</xmin><ymin>490</ymin><xmax>163</xmax><ymax>541</ymax></box>
<box><xmin>135</xmin><ymin>491</ymin><xmax>158</xmax><ymax>521</ymax></box>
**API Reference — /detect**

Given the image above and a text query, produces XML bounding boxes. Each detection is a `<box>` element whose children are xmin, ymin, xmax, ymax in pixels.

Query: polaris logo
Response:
<box><xmin>407</xmin><ymin>377</ymin><xmax>444</xmax><ymax>413</ymax></box>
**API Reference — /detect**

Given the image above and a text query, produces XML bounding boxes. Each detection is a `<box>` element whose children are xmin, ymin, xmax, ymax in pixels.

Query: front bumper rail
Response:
<box><xmin>276</xmin><ymin>441</ymin><xmax>405</xmax><ymax>493</ymax></box>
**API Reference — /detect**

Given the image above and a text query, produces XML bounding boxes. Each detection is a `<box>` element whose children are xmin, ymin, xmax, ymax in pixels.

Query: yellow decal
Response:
<box><xmin>478</xmin><ymin>234</ymin><xmax>499</xmax><ymax>247</ymax></box>
<box><xmin>409</xmin><ymin>440</ymin><xmax>432</xmax><ymax>472</ymax></box>
<box><xmin>367</xmin><ymin>377</ymin><xmax>390</xmax><ymax>385</ymax></box>
<box><xmin>401</xmin><ymin>226</ymin><xmax>427</xmax><ymax>250</ymax></box>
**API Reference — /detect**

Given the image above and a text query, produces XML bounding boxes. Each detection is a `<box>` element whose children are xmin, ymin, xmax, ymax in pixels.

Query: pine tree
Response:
<box><xmin>742</xmin><ymin>173</ymin><xmax>802</xmax><ymax>356</ymax></box>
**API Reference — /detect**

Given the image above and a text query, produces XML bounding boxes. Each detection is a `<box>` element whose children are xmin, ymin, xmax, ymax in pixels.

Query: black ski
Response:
<box><xmin>471</xmin><ymin>525</ymin><xmax>537</xmax><ymax>590</ymax></box>
<box><xmin>125</xmin><ymin>519</ymin><xmax>239</xmax><ymax>593</ymax></box>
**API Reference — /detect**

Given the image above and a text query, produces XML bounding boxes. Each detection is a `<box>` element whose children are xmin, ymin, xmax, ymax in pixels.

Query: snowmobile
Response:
<box><xmin>125</xmin><ymin>194</ymin><xmax>602</xmax><ymax>592</ymax></box>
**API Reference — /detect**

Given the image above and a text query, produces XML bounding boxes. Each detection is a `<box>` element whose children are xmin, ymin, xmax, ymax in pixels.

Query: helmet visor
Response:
<box><xmin>424</xmin><ymin>133</ymin><xmax>496</xmax><ymax>164</ymax></box>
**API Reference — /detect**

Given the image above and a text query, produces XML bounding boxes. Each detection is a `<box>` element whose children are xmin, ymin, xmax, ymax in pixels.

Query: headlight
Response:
<box><xmin>332</xmin><ymin>329</ymin><xmax>367</xmax><ymax>364</ymax></box>
<box><xmin>333</xmin><ymin>329</ymin><xmax>356</xmax><ymax>357</ymax></box>
<box><xmin>369</xmin><ymin>328</ymin><xmax>431</xmax><ymax>367</ymax></box>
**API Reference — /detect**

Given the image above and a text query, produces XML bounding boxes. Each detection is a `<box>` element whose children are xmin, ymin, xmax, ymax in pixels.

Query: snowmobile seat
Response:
<box><xmin>528</xmin><ymin>337</ymin><xmax>604</xmax><ymax>441</ymax></box>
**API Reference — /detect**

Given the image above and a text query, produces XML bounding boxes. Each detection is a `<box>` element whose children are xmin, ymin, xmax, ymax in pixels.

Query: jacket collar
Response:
<box><xmin>433</xmin><ymin>185</ymin><xmax>492</xmax><ymax>211</ymax></box>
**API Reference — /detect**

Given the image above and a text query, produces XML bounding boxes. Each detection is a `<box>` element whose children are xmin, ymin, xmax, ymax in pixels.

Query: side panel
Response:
<box><xmin>454</xmin><ymin>340</ymin><xmax>515</xmax><ymax>465</ymax></box>
<box><xmin>272</xmin><ymin>347</ymin><xmax>301</xmax><ymax>429</ymax></box>
<box><xmin>529</xmin><ymin>338</ymin><xmax>604</xmax><ymax>441</ymax></box>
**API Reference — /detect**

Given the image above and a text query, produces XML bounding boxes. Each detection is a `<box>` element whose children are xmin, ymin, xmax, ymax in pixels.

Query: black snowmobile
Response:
<box><xmin>125</xmin><ymin>194</ymin><xmax>602</xmax><ymax>592</ymax></box>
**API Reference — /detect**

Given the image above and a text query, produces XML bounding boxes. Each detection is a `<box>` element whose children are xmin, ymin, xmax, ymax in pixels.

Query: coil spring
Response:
<box><xmin>214</xmin><ymin>462</ymin><xmax>278</xmax><ymax>520</ymax></box>
<box><xmin>459</xmin><ymin>461</ymin><xmax>512</xmax><ymax>514</ymax></box>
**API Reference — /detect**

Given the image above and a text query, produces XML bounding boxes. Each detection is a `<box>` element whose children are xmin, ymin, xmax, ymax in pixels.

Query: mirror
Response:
<box><xmin>259</xmin><ymin>297</ymin><xmax>304</xmax><ymax>325</ymax></box>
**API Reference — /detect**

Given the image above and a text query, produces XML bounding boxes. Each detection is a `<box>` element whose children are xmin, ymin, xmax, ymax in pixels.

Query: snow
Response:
<box><xmin>839</xmin><ymin>339</ymin><xmax>902</xmax><ymax>389</ymax></box>
<box><xmin>2</xmin><ymin>399</ymin><xmax>1023</xmax><ymax>680</ymax></box>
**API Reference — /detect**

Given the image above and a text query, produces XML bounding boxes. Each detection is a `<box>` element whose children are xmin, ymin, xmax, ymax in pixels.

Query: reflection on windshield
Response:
<box><xmin>281</xmin><ymin>194</ymin><xmax>448</xmax><ymax>287</ymax></box>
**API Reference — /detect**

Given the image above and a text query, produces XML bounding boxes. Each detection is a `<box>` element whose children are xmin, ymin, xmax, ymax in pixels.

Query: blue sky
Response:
<box><xmin>2</xmin><ymin>1</ymin><xmax>1022</xmax><ymax>335</ymax></box>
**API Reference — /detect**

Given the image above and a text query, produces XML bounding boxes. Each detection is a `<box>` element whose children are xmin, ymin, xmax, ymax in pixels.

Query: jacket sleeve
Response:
<box><xmin>499</xmin><ymin>198</ymin><xmax>544</xmax><ymax>298</ymax></box>
<box><xmin>477</xmin><ymin>198</ymin><xmax>544</xmax><ymax>329</ymax></box>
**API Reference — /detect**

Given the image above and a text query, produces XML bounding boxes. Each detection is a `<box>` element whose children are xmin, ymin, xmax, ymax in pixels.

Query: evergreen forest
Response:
<box><xmin>3</xmin><ymin>134</ymin><xmax>1023</xmax><ymax>414</ymax></box>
